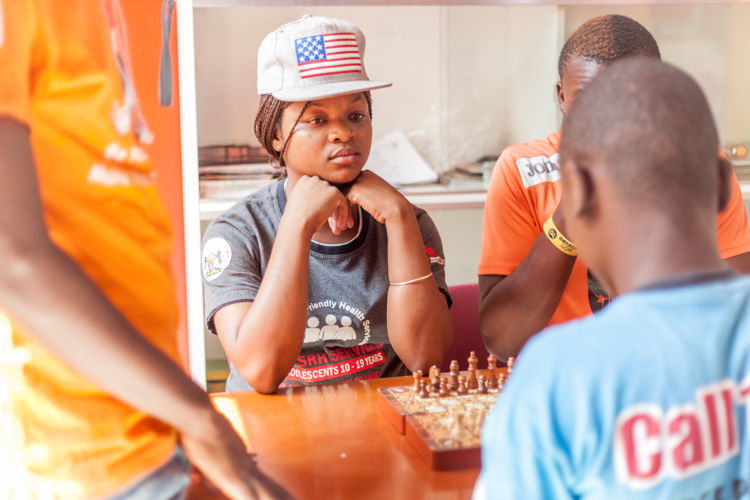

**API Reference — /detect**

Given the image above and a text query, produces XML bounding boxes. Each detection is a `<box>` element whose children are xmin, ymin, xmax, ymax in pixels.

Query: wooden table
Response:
<box><xmin>211</xmin><ymin>376</ymin><xmax>480</xmax><ymax>499</ymax></box>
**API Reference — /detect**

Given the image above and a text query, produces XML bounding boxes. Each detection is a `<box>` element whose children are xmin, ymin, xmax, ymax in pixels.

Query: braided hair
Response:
<box><xmin>558</xmin><ymin>14</ymin><xmax>661</xmax><ymax>79</ymax></box>
<box><xmin>254</xmin><ymin>92</ymin><xmax>373</xmax><ymax>178</ymax></box>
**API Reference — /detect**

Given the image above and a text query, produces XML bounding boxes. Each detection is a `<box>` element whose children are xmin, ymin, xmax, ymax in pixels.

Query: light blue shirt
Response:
<box><xmin>476</xmin><ymin>276</ymin><xmax>750</xmax><ymax>499</ymax></box>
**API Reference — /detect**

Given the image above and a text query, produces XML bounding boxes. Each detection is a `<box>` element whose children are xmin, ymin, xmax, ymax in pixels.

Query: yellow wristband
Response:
<box><xmin>542</xmin><ymin>217</ymin><xmax>577</xmax><ymax>256</ymax></box>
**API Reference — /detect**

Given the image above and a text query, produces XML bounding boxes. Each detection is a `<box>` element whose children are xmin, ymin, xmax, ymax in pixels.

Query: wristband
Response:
<box><xmin>542</xmin><ymin>217</ymin><xmax>577</xmax><ymax>256</ymax></box>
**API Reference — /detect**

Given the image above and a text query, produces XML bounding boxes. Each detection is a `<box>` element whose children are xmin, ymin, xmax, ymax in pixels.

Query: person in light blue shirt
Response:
<box><xmin>475</xmin><ymin>57</ymin><xmax>750</xmax><ymax>499</ymax></box>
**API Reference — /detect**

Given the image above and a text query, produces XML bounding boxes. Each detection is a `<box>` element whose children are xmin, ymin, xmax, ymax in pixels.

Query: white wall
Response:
<box><xmin>194</xmin><ymin>5</ymin><xmax>564</xmax><ymax>172</ymax></box>
<box><xmin>564</xmin><ymin>4</ymin><xmax>750</xmax><ymax>144</ymax></box>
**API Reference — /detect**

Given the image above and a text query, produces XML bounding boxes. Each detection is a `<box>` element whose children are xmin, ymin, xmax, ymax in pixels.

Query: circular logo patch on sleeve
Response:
<box><xmin>202</xmin><ymin>237</ymin><xmax>232</xmax><ymax>281</ymax></box>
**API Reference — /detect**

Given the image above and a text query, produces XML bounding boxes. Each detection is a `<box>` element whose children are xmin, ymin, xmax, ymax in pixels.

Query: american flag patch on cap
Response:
<box><xmin>294</xmin><ymin>32</ymin><xmax>362</xmax><ymax>79</ymax></box>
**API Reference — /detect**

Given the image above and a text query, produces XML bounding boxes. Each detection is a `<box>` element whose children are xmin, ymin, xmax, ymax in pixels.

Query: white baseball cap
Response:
<box><xmin>257</xmin><ymin>15</ymin><xmax>392</xmax><ymax>102</ymax></box>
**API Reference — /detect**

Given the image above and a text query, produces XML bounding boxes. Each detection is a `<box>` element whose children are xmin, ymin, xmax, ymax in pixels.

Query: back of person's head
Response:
<box><xmin>558</xmin><ymin>14</ymin><xmax>661</xmax><ymax>78</ymax></box>
<box><xmin>561</xmin><ymin>56</ymin><xmax>719</xmax><ymax>217</ymax></box>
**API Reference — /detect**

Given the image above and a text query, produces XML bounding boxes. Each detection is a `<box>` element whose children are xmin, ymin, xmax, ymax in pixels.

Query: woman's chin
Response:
<box><xmin>325</xmin><ymin>168</ymin><xmax>363</xmax><ymax>186</ymax></box>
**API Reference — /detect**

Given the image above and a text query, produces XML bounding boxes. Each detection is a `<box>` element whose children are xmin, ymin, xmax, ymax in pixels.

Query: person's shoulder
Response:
<box><xmin>212</xmin><ymin>182</ymin><xmax>280</xmax><ymax>225</ymax></box>
<box><xmin>205</xmin><ymin>182</ymin><xmax>281</xmax><ymax>237</ymax></box>
<box><xmin>500</xmin><ymin>131</ymin><xmax>561</xmax><ymax>164</ymax></box>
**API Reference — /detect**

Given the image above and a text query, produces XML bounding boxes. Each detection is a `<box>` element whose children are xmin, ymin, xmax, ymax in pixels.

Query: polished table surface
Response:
<box><xmin>211</xmin><ymin>376</ymin><xmax>480</xmax><ymax>500</ymax></box>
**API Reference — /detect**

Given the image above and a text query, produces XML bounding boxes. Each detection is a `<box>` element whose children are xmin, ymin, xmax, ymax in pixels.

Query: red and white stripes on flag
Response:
<box><xmin>294</xmin><ymin>32</ymin><xmax>362</xmax><ymax>79</ymax></box>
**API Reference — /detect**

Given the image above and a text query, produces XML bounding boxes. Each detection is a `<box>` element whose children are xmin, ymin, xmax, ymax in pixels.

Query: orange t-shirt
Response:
<box><xmin>1</xmin><ymin>1</ymin><xmax>180</xmax><ymax>498</ymax></box>
<box><xmin>479</xmin><ymin>130</ymin><xmax>750</xmax><ymax>326</ymax></box>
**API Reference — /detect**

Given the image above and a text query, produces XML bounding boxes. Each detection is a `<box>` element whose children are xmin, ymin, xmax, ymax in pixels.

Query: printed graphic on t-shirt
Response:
<box><xmin>425</xmin><ymin>245</ymin><xmax>446</xmax><ymax>266</ymax></box>
<box><xmin>202</xmin><ymin>238</ymin><xmax>232</xmax><ymax>281</ymax></box>
<box><xmin>282</xmin><ymin>344</ymin><xmax>387</xmax><ymax>387</ymax></box>
<box><xmin>516</xmin><ymin>153</ymin><xmax>560</xmax><ymax>188</ymax></box>
<box><xmin>614</xmin><ymin>376</ymin><xmax>750</xmax><ymax>491</ymax></box>
<box><xmin>284</xmin><ymin>298</ymin><xmax>385</xmax><ymax>387</ymax></box>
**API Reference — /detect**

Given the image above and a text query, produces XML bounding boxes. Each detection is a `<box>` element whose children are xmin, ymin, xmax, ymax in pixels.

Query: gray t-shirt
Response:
<box><xmin>202</xmin><ymin>181</ymin><xmax>450</xmax><ymax>391</ymax></box>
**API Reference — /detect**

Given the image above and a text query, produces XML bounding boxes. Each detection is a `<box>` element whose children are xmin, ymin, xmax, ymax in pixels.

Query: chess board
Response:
<box><xmin>377</xmin><ymin>354</ymin><xmax>513</xmax><ymax>471</ymax></box>
<box><xmin>377</xmin><ymin>384</ymin><xmax>500</xmax><ymax>470</ymax></box>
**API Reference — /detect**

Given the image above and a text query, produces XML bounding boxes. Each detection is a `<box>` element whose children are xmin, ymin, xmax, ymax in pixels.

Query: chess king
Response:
<box><xmin>476</xmin><ymin>58</ymin><xmax>750</xmax><ymax>499</ymax></box>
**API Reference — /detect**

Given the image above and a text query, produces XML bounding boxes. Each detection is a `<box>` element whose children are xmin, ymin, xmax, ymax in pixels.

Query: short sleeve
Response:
<box><xmin>0</xmin><ymin>0</ymin><xmax>38</xmax><ymax>123</ymax></box>
<box><xmin>417</xmin><ymin>210</ymin><xmax>452</xmax><ymax>307</ymax></box>
<box><xmin>201</xmin><ymin>220</ymin><xmax>262</xmax><ymax>334</ymax></box>
<box><xmin>477</xmin><ymin>335</ymin><xmax>576</xmax><ymax>499</ymax></box>
<box><xmin>716</xmin><ymin>170</ymin><xmax>750</xmax><ymax>260</ymax></box>
<box><xmin>478</xmin><ymin>149</ymin><xmax>541</xmax><ymax>276</ymax></box>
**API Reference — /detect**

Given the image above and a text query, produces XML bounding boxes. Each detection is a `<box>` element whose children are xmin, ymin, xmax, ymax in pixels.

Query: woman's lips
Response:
<box><xmin>329</xmin><ymin>147</ymin><xmax>360</xmax><ymax>165</ymax></box>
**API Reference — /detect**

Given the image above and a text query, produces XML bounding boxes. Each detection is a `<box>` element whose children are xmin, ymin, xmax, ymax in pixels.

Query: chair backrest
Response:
<box><xmin>440</xmin><ymin>283</ymin><xmax>490</xmax><ymax>371</ymax></box>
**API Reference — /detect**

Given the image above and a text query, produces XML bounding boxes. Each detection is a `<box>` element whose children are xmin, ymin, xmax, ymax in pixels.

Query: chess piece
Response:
<box><xmin>449</xmin><ymin>359</ymin><xmax>460</xmax><ymax>376</ymax></box>
<box><xmin>457</xmin><ymin>375</ymin><xmax>468</xmax><ymax>395</ymax></box>
<box><xmin>497</xmin><ymin>372</ymin><xmax>506</xmax><ymax>391</ymax></box>
<box><xmin>429</xmin><ymin>365</ymin><xmax>441</xmax><ymax>390</ymax></box>
<box><xmin>418</xmin><ymin>379</ymin><xmax>429</xmax><ymax>399</ymax></box>
<box><xmin>486</xmin><ymin>354</ymin><xmax>498</xmax><ymax>390</ymax></box>
<box><xmin>507</xmin><ymin>356</ymin><xmax>515</xmax><ymax>375</ymax></box>
<box><xmin>477</xmin><ymin>375</ymin><xmax>488</xmax><ymax>394</ymax></box>
<box><xmin>447</xmin><ymin>372</ymin><xmax>458</xmax><ymax>392</ymax></box>
<box><xmin>467</xmin><ymin>366</ymin><xmax>478</xmax><ymax>390</ymax></box>
<box><xmin>412</xmin><ymin>369</ymin><xmax>423</xmax><ymax>393</ymax></box>
<box><xmin>438</xmin><ymin>379</ymin><xmax>449</xmax><ymax>398</ymax></box>
<box><xmin>467</xmin><ymin>351</ymin><xmax>478</xmax><ymax>371</ymax></box>
<box><xmin>467</xmin><ymin>351</ymin><xmax>479</xmax><ymax>390</ymax></box>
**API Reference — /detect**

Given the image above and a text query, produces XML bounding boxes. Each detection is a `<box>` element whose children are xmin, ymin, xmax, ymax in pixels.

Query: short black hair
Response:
<box><xmin>558</xmin><ymin>14</ymin><xmax>661</xmax><ymax>79</ymax></box>
<box><xmin>560</xmin><ymin>57</ymin><xmax>718</xmax><ymax>213</ymax></box>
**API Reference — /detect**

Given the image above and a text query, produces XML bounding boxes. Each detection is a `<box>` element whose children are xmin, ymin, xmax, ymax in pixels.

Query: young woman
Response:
<box><xmin>202</xmin><ymin>15</ymin><xmax>453</xmax><ymax>393</ymax></box>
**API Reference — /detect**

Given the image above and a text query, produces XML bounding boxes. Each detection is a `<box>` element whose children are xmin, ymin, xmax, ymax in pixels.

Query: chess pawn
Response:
<box><xmin>429</xmin><ymin>381</ymin><xmax>440</xmax><ymax>395</ymax></box>
<box><xmin>497</xmin><ymin>372</ymin><xmax>507</xmax><ymax>391</ymax></box>
<box><xmin>457</xmin><ymin>375</ymin><xmax>468</xmax><ymax>395</ymax></box>
<box><xmin>412</xmin><ymin>369</ymin><xmax>423</xmax><ymax>393</ymax></box>
<box><xmin>449</xmin><ymin>359</ymin><xmax>460</xmax><ymax>376</ymax></box>
<box><xmin>467</xmin><ymin>366</ymin><xmax>478</xmax><ymax>390</ymax></box>
<box><xmin>438</xmin><ymin>379</ymin><xmax>449</xmax><ymax>398</ymax></box>
<box><xmin>418</xmin><ymin>379</ymin><xmax>429</xmax><ymax>399</ymax></box>
<box><xmin>429</xmin><ymin>365</ymin><xmax>441</xmax><ymax>390</ymax></box>
<box><xmin>447</xmin><ymin>372</ymin><xmax>459</xmax><ymax>392</ymax></box>
<box><xmin>467</xmin><ymin>351</ymin><xmax>478</xmax><ymax>371</ymax></box>
<box><xmin>507</xmin><ymin>356</ymin><xmax>516</xmax><ymax>375</ymax></box>
<box><xmin>486</xmin><ymin>353</ymin><xmax>497</xmax><ymax>377</ymax></box>
<box><xmin>477</xmin><ymin>375</ymin><xmax>488</xmax><ymax>394</ymax></box>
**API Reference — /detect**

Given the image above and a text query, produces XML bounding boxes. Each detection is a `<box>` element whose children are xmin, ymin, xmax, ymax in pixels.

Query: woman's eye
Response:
<box><xmin>307</xmin><ymin>117</ymin><xmax>325</xmax><ymax>125</ymax></box>
<box><xmin>350</xmin><ymin>112</ymin><xmax>366</xmax><ymax>122</ymax></box>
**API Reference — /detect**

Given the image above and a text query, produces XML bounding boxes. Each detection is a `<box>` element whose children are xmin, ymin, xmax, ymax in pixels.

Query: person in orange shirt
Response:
<box><xmin>0</xmin><ymin>1</ymin><xmax>286</xmax><ymax>499</ymax></box>
<box><xmin>478</xmin><ymin>14</ymin><xmax>750</xmax><ymax>360</ymax></box>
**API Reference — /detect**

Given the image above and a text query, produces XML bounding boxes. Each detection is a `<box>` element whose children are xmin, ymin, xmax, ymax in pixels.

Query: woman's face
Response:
<box><xmin>274</xmin><ymin>93</ymin><xmax>372</xmax><ymax>185</ymax></box>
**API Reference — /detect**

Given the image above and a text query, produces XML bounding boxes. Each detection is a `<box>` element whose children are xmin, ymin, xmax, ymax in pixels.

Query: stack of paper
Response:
<box><xmin>364</xmin><ymin>130</ymin><xmax>438</xmax><ymax>187</ymax></box>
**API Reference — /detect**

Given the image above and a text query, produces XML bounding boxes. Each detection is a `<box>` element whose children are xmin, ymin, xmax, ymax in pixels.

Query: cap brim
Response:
<box><xmin>271</xmin><ymin>80</ymin><xmax>392</xmax><ymax>102</ymax></box>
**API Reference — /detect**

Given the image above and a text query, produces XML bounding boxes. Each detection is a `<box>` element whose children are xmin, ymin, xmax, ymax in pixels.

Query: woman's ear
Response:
<box><xmin>717</xmin><ymin>155</ymin><xmax>733</xmax><ymax>213</ymax></box>
<box><xmin>271</xmin><ymin>135</ymin><xmax>283</xmax><ymax>153</ymax></box>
